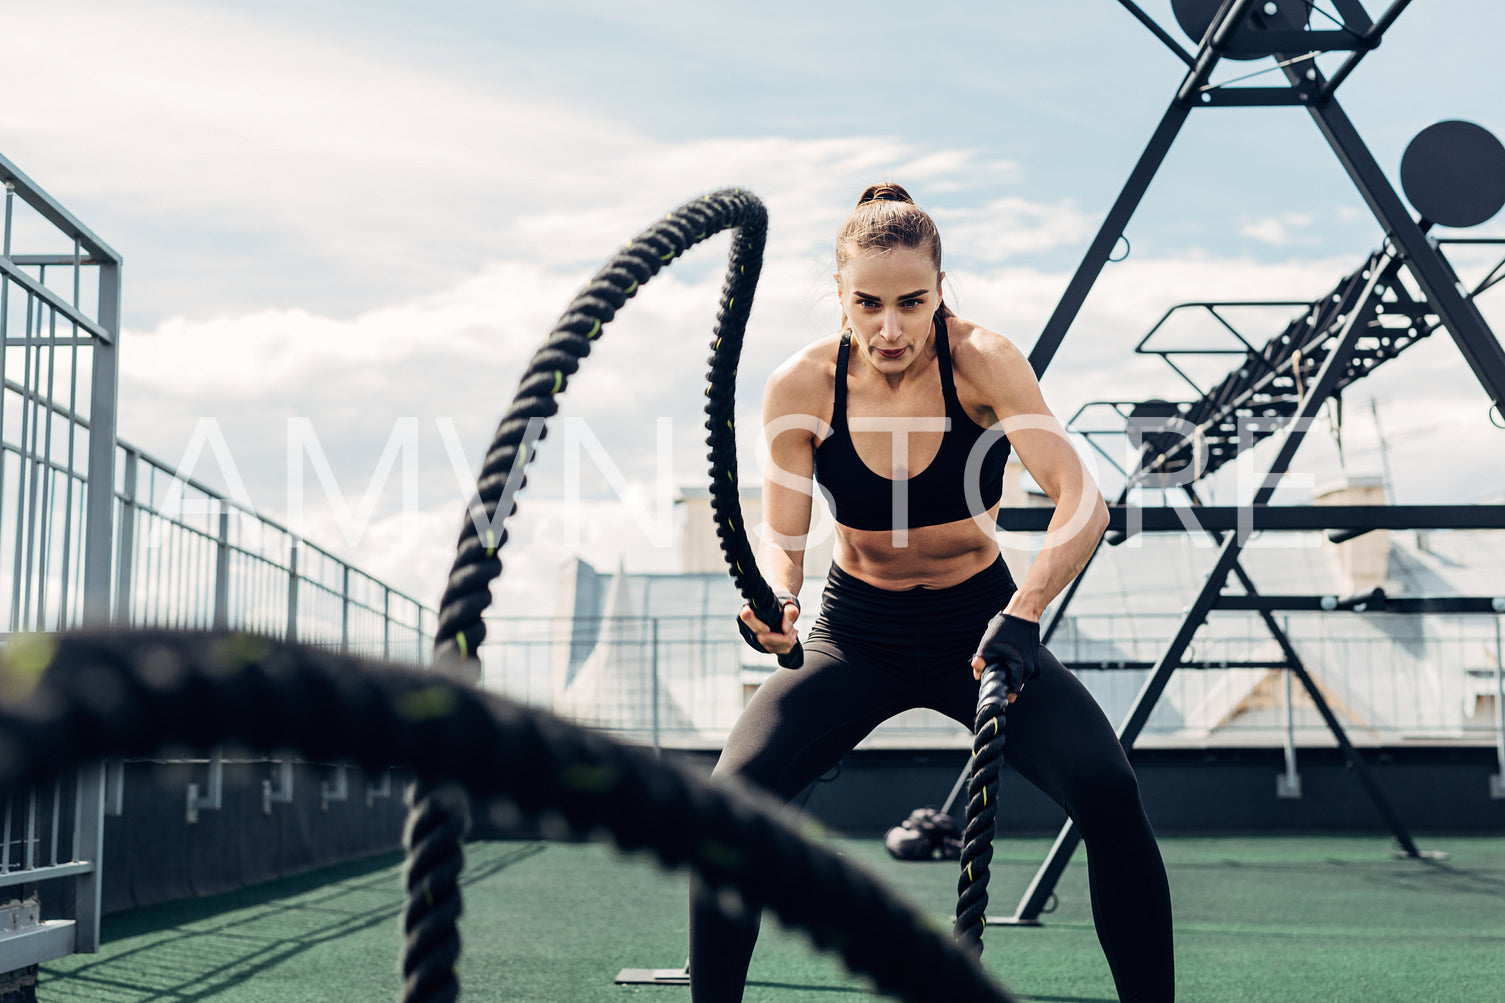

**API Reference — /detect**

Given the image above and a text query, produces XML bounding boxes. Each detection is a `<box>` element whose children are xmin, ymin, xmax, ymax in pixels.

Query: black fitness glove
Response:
<box><xmin>973</xmin><ymin>613</ymin><xmax>1041</xmax><ymax>695</ymax></box>
<box><xmin>737</xmin><ymin>592</ymin><xmax>800</xmax><ymax>653</ymax></box>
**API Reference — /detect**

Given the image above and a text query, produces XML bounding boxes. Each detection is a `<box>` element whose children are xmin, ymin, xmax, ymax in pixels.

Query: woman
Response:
<box><xmin>693</xmin><ymin>183</ymin><xmax>1174</xmax><ymax>1002</ymax></box>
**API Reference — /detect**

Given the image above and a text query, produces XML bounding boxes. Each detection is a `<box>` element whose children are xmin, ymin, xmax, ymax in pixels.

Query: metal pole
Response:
<box><xmin>59</xmin><ymin>250</ymin><xmax>83</xmax><ymax>628</ymax></box>
<box><xmin>82</xmin><ymin>258</ymin><xmax>120</xmax><ymax>628</ymax></box>
<box><xmin>50</xmin><ymin>780</ymin><xmax>60</xmax><ymax>866</ymax></box>
<box><xmin>25</xmin><ymin>790</ymin><xmax>35</xmax><ymax>871</ymax></box>
<box><xmin>213</xmin><ymin>508</ymin><xmax>230</xmax><ymax>629</ymax></box>
<box><xmin>1277</xmin><ymin>616</ymin><xmax>1301</xmax><ymax>798</ymax></box>
<box><xmin>0</xmin><ymin>192</ymin><xmax>8</xmax><ymax>627</ymax></box>
<box><xmin>651</xmin><ymin>617</ymin><xmax>661</xmax><ymax>760</ymax></box>
<box><xmin>286</xmin><ymin>541</ymin><xmax>300</xmax><ymax>642</ymax></box>
<box><xmin>1491</xmin><ymin>615</ymin><xmax>1504</xmax><ymax>799</ymax></box>
<box><xmin>16</xmin><ymin>295</ymin><xmax>38</xmax><ymax>630</ymax></box>
<box><xmin>72</xmin><ymin>762</ymin><xmax>106</xmax><ymax>952</ymax></box>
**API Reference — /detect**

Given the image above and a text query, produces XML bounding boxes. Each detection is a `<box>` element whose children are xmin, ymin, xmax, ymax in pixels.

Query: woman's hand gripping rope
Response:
<box><xmin>969</xmin><ymin>613</ymin><xmax>1041</xmax><ymax>700</ymax></box>
<box><xmin>737</xmin><ymin>592</ymin><xmax>802</xmax><ymax>667</ymax></box>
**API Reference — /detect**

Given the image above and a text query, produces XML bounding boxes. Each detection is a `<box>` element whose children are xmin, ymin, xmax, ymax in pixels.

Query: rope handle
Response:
<box><xmin>955</xmin><ymin>663</ymin><xmax>1009</xmax><ymax>954</ymax></box>
<box><xmin>748</xmin><ymin>593</ymin><xmax>805</xmax><ymax>669</ymax></box>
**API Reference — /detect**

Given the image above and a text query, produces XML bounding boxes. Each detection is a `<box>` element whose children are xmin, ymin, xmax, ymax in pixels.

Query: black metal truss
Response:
<box><xmin>997</xmin><ymin>504</ymin><xmax>1505</xmax><ymax>535</ymax></box>
<box><xmin>1061</xmin><ymin>659</ymin><xmax>1305</xmax><ymax>672</ymax></box>
<box><xmin>1031</xmin><ymin>0</ymin><xmax>1504</xmax><ymax>416</ymax></box>
<box><xmin>1071</xmin><ymin>237</ymin><xmax>1504</xmax><ymax>494</ymax></box>
<box><xmin>1215</xmin><ymin>594</ymin><xmax>1505</xmax><ymax>614</ymax></box>
<box><xmin>1121</xmin><ymin>251</ymin><xmax>1434</xmax><ymax>486</ymax></box>
<box><xmin>995</xmin><ymin>0</ymin><xmax>1500</xmax><ymax>928</ymax></box>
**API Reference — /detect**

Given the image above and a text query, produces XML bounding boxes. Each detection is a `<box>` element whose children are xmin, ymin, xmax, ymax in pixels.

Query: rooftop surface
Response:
<box><xmin>39</xmin><ymin>832</ymin><xmax>1505</xmax><ymax>1002</ymax></box>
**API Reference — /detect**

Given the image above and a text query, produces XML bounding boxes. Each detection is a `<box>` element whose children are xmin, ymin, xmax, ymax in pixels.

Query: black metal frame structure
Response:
<box><xmin>993</xmin><ymin>0</ymin><xmax>1505</xmax><ymax>926</ymax></box>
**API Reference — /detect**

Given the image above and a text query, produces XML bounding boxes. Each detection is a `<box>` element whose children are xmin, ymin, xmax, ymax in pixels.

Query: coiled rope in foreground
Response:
<box><xmin>407</xmin><ymin>188</ymin><xmax>797</xmax><ymax>1001</ymax></box>
<box><xmin>955</xmin><ymin>667</ymin><xmax>1009</xmax><ymax>953</ymax></box>
<box><xmin>0</xmin><ymin>630</ymin><xmax>1016</xmax><ymax>1003</ymax></box>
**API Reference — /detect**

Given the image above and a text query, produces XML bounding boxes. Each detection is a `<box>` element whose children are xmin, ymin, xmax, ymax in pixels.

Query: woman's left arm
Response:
<box><xmin>967</xmin><ymin>331</ymin><xmax>1109</xmax><ymax>623</ymax></box>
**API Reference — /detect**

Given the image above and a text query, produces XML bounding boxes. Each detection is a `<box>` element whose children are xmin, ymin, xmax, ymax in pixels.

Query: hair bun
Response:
<box><xmin>857</xmin><ymin>182</ymin><xmax>915</xmax><ymax>207</ymax></box>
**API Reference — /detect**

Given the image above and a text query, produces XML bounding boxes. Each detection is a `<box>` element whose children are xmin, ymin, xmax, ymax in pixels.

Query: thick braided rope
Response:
<box><xmin>0</xmin><ymin>630</ymin><xmax>1017</xmax><ymax>1003</ymax></box>
<box><xmin>403</xmin><ymin>772</ymin><xmax>467</xmax><ymax>1002</ymax></box>
<box><xmin>697</xmin><ymin>208</ymin><xmax>784</xmax><ymax>633</ymax></box>
<box><xmin>408</xmin><ymin>189</ymin><xmax>783</xmax><ymax>1000</ymax></box>
<box><xmin>430</xmin><ymin>188</ymin><xmax>770</xmax><ymax>666</ymax></box>
<box><xmin>402</xmin><ymin>784</ymin><xmax>468</xmax><ymax>1003</ymax></box>
<box><xmin>955</xmin><ymin>668</ymin><xmax>1009</xmax><ymax>954</ymax></box>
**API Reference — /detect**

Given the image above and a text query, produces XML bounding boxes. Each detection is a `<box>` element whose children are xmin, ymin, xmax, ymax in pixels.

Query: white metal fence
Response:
<box><xmin>0</xmin><ymin>152</ymin><xmax>435</xmax><ymax>976</ymax></box>
<box><xmin>113</xmin><ymin>443</ymin><xmax>434</xmax><ymax>661</ymax></box>
<box><xmin>2</xmin><ymin>152</ymin><xmax>120</xmax><ymax>972</ymax></box>
<box><xmin>481</xmin><ymin>611</ymin><xmax>1505</xmax><ymax>759</ymax></box>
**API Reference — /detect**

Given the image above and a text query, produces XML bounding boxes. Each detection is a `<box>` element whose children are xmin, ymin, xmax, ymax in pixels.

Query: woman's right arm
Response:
<box><xmin>738</xmin><ymin>356</ymin><xmax>823</xmax><ymax>654</ymax></box>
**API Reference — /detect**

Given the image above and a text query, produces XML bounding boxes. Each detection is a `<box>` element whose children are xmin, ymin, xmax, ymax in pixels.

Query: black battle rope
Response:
<box><xmin>955</xmin><ymin>666</ymin><xmax>1009</xmax><ymax>954</ymax></box>
<box><xmin>0</xmin><ymin>630</ymin><xmax>1017</xmax><ymax>1003</ymax></box>
<box><xmin>408</xmin><ymin>188</ymin><xmax>799</xmax><ymax>1002</ymax></box>
<box><xmin>401</xmin><ymin>783</ymin><xmax>468</xmax><ymax>1001</ymax></box>
<box><xmin>402</xmin><ymin>780</ymin><xmax>466</xmax><ymax>1003</ymax></box>
<box><xmin>429</xmin><ymin>187</ymin><xmax>792</xmax><ymax>671</ymax></box>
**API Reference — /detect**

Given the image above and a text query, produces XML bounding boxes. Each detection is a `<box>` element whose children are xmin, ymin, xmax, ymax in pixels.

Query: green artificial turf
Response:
<box><xmin>39</xmin><ymin>834</ymin><xmax>1505</xmax><ymax>1002</ymax></box>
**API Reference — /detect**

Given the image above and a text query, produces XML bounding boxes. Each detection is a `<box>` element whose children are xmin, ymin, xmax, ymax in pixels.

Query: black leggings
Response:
<box><xmin>689</xmin><ymin>559</ymin><xmax>1174</xmax><ymax>1002</ymax></box>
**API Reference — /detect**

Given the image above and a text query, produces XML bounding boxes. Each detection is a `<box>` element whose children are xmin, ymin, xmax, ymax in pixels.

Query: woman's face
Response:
<box><xmin>836</xmin><ymin>246</ymin><xmax>943</xmax><ymax>375</ymax></box>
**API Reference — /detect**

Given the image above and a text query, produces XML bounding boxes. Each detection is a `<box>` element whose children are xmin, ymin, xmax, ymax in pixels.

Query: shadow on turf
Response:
<box><xmin>1357</xmin><ymin>857</ymin><xmax>1505</xmax><ymax>898</ymax></box>
<box><xmin>1173</xmin><ymin>855</ymin><xmax>1505</xmax><ymax>898</ymax></box>
<box><xmin>746</xmin><ymin>980</ymin><xmax>1113</xmax><ymax>1002</ymax></box>
<box><xmin>39</xmin><ymin>843</ymin><xmax>546</xmax><ymax>1001</ymax></box>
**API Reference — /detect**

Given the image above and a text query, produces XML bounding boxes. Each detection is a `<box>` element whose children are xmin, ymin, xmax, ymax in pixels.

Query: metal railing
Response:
<box><xmin>481</xmin><ymin>612</ymin><xmax>1505</xmax><ymax>756</ymax></box>
<box><xmin>113</xmin><ymin>443</ymin><xmax>434</xmax><ymax>660</ymax></box>
<box><xmin>1</xmin><ymin>152</ymin><xmax>118</xmax><ymax>970</ymax></box>
<box><xmin>0</xmin><ymin>151</ymin><xmax>436</xmax><ymax>974</ymax></box>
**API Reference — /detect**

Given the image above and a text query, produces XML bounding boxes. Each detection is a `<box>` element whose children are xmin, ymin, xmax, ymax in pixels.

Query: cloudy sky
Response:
<box><xmin>4</xmin><ymin>0</ymin><xmax>1504</xmax><ymax>618</ymax></box>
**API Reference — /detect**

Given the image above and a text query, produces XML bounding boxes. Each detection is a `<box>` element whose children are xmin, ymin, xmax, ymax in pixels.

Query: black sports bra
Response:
<box><xmin>813</xmin><ymin>314</ymin><xmax>1011</xmax><ymax>531</ymax></box>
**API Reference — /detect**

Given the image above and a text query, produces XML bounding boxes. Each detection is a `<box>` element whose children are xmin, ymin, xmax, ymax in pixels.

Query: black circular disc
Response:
<box><xmin>1401</xmin><ymin>120</ymin><xmax>1505</xmax><ymax>229</ymax></box>
<box><xmin>1129</xmin><ymin>399</ymin><xmax>1180</xmax><ymax>421</ymax></box>
<box><xmin>1172</xmin><ymin>0</ymin><xmax>1309</xmax><ymax>60</ymax></box>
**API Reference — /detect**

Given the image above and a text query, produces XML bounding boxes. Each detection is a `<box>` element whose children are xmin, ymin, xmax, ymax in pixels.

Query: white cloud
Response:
<box><xmin>3</xmin><ymin>2</ymin><xmax>643</xmax><ymax>218</ymax></box>
<box><xmin>933</xmin><ymin>197</ymin><xmax>1099</xmax><ymax>263</ymax></box>
<box><xmin>1239</xmin><ymin>212</ymin><xmax>1316</xmax><ymax>246</ymax></box>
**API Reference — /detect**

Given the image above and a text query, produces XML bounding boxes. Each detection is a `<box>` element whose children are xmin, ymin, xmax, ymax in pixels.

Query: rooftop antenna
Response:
<box><xmin>1369</xmin><ymin>396</ymin><xmax>1395</xmax><ymax>504</ymax></box>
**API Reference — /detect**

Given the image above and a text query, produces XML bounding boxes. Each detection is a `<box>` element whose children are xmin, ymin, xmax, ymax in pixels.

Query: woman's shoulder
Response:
<box><xmin>765</xmin><ymin>333</ymin><xmax>844</xmax><ymax>402</ymax></box>
<box><xmin>944</xmin><ymin>317</ymin><xmax>1041</xmax><ymax>416</ymax></box>
<box><xmin>945</xmin><ymin>317</ymin><xmax>1028</xmax><ymax>376</ymax></box>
